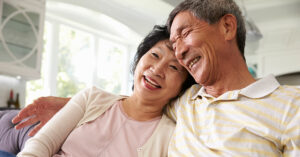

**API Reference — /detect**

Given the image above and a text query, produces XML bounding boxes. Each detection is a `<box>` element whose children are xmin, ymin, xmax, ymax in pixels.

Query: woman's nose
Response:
<box><xmin>150</xmin><ymin>63</ymin><xmax>165</xmax><ymax>79</ymax></box>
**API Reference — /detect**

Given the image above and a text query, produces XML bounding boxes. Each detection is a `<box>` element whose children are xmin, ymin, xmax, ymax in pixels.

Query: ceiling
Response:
<box><xmin>46</xmin><ymin>0</ymin><xmax>300</xmax><ymax>36</ymax></box>
<box><xmin>45</xmin><ymin>0</ymin><xmax>300</xmax><ymax>54</ymax></box>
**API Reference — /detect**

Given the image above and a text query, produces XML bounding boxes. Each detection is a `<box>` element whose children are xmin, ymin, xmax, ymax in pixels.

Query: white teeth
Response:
<box><xmin>188</xmin><ymin>57</ymin><xmax>200</xmax><ymax>69</ymax></box>
<box><xmin>145</xmin><ymin>76</ymin><xmax>160</xmax><ymax>88</ymax></box>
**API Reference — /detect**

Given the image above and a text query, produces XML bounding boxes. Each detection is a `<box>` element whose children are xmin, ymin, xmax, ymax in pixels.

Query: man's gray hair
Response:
<box><xmin>167</xmin><ymin>0</ymin><xmax>246</xmax><ymax>60</ymax></box>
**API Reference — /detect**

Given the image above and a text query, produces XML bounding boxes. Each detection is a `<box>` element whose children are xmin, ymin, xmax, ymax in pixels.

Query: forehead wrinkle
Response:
<box><xmin>170</xmin><ymin>23</ymin><xmax>190</xmax><ymax>43</ymax></box>
<box><xmin>171</xmin><ymin>11</ymin><xmax>201</xmax><ymax>36</ymax></box>
<box><xmin>171</xmin><ymin>25</ymin><xmax>183</xmax><ymax>37</ymax></box>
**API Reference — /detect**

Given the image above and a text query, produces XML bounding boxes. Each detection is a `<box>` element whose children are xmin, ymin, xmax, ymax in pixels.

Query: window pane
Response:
<box><xmin>96</xmin><ymin>39</ymin><xmax>127</xmax><ymax>94</ymax></box>
<box><xmin>57</xmin><ymin>25</ymin><xmax>93</xmax><ymax>97</ymax></box>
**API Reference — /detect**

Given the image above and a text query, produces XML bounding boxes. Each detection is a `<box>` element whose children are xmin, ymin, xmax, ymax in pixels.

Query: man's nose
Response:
<box><xmin>174</xmin><ymin>39</ymin><xmax>188</xmax><ymax>60</ymax></box>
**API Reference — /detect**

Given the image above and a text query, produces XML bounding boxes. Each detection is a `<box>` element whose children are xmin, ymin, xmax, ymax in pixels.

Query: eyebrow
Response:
<box><xmin>154</xmin><ymin>45</ymin><xmax>176</xmax><ymax>60</ymax></box>
<box><xmin>170</xmin><ymin>24</ymin><xmax>188</xmax><ymax>43</ymax></box>
<box><xmin>155</xmin><ymin>46</ymin><xmax>164</xmax><ymax>54</ymax></box>
<box><xmin>155</xmin><ymin>41</ymin><xmax>172</xmax><ymax>53</ymax></box>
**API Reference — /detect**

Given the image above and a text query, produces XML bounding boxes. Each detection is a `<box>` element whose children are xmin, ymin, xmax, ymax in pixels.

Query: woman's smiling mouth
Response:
<box><xmin>143</xmin><ymin>76</ymin><xmax>161</xmax><ymax>89</ymax></box>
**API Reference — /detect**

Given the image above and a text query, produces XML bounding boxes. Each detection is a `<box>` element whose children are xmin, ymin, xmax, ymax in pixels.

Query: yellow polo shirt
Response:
<box><xmin>166</xmin><ymin>74</ymin><xmax>300</xmax><ymax>157</ymax></box>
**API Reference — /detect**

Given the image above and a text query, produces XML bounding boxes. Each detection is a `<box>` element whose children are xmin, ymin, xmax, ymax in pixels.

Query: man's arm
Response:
<box><xmin>12</xmin><ymin>96</ymin><xmax>70</xmax><ymax>136</ymax></box>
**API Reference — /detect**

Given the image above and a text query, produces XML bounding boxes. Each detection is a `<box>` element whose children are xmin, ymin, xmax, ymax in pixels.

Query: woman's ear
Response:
<box><xmin>219</xmin><ymin>14</ymin><xmax>237</xmax><ymax>41</ymax></box>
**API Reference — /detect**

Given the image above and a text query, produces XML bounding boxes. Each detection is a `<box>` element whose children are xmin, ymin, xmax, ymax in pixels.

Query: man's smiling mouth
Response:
<box><xmin>188</xmin><ymin>56</ymin><xmax>201</xmax><ymax>70</ymax></box>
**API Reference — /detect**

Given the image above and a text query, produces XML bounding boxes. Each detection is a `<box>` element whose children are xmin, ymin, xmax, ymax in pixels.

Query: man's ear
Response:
<box><xmin>219</xmin><ymin>14</ymin><xmax>237</xmax><ymax>41</ymax></box>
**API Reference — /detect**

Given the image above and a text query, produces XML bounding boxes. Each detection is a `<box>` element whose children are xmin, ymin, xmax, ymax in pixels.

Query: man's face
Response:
<box><xmin>170</xmin><ymin>11</ymin><xmax>225</xmax><ymax>85</ymax></box>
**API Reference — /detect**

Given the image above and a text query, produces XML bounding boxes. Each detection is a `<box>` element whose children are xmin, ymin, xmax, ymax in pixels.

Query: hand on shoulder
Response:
<box><xmin>12</xmin><ymin>96</ymin><xmax>70</xmax><ymax>136</ymax></box>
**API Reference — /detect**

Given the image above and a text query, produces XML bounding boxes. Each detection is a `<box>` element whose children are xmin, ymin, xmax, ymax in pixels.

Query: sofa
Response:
<box><xmin>0</xmin><ymin>110</ymin><xmax>35</xmax><ymax>155</ymax></box>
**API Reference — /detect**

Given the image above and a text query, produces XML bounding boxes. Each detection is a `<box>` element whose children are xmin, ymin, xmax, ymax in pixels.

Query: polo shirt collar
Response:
<box><xmin>191</xmin><ymin>86</ymin><xmax>206</xmax><ymax>100</ymax></box>
<box><xmin>191</xmin><ymin>74</ymin><xmax>280</xmax><ymax>100</ymax></box>
<box><xmin>191</xmin><ymin>86</ymin><xmax>239</xmax><ymax>100</ymax></box>
<box><xmin>240</xmin><ymin>74</ymin><xmax>280</xmax><ymax>98</ymax></box>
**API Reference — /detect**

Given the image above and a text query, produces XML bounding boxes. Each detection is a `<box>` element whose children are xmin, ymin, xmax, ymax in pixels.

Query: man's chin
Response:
<box><xmin>193</xmin><ymin>73</ymin><xmax>211</xmax><ymax>86</ymax></box>
<box><xmin>193</xmin><ymin>74</ymin><xmax>203</xmax><ymax>85</ymax></box>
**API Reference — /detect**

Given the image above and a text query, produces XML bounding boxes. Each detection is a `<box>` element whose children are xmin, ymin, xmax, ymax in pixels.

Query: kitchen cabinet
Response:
<box><xmin>0</xmin><ymin>0</ymin><xmax>45</xmax><ymax>80</ymax></box>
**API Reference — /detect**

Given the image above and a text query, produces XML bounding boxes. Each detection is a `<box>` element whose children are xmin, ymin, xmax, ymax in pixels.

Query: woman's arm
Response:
<box><xmin>17</xmin><ymin>88</ymin><xmax>91</xmax><ymax>157</ymax></box>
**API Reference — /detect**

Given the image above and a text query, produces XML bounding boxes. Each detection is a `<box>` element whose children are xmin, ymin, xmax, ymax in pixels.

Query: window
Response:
<box><xmin>56</xmin><ymin>25</ymin><xmax>93</xmax><ymax>97</ymax></box>
<box><xmin>26</xmin><ymin>19</ymin><xmax>133</xmax><ymax>104</ymax></box>
<box><xmin>96</xmin><ymin>39</ymin><xmax>127</xmax><ymax>94</ymax></box>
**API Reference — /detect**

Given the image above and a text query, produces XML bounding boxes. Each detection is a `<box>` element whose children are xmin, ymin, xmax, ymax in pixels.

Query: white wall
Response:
<box><xmin>244</xmin><ymin>0</ymin><xmax>300</xmax><ymax>78</ymax></box>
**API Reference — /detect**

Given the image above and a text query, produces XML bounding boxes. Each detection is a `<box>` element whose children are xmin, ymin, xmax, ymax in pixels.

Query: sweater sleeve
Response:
<box><xmin>17</xmin><ymin>87</ymin><xmax>92</xmax><ymax>157</ymax></box>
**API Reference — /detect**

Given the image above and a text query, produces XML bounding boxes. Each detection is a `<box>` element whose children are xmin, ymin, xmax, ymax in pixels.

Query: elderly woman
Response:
<box><xmin>13</xmin><ymin>25</ymin><xmax>195</xmax><ymax>157</ymax></box>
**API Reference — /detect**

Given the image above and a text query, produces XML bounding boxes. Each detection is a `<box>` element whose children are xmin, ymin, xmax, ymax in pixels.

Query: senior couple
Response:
<box><xmin>3</xmin><ymin>0</ymin><xmax>300</xmax><ymax>156</ymax></box>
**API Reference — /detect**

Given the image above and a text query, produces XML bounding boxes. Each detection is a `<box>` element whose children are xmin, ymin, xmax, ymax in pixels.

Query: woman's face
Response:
<box><xmin>133</xmin><ymin>39</ymin><xmax>188</xmax><ymax>105</ymax></box>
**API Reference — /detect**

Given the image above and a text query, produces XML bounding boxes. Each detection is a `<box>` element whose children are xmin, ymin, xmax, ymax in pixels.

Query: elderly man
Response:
<box><xmin>164</xmin><ymin>0</ymin><xmax>300</xmax><ymax>156</ymax></box>
<box><xmin>10</xmin><ymin>0</ymin><xmax>300</xmax><ymax>156</ymax></box>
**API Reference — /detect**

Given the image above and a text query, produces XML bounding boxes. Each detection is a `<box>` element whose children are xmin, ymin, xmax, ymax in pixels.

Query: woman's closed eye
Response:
<box><xmin>169</xmin><ymin>65</ymin><xmax>178</xmax><ymax>71</ymax></box>
<box><xmin>151</xmin><ymin>52</ymin><xmax>159</xmax><ymax>58</ymax></box>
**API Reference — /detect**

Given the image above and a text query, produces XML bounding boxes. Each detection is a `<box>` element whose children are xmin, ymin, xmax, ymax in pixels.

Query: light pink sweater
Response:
<box><xmin>18</xmin><ymin>87</ymin><xmax>175</xmax><ymax>157</ymax></box>
<box><xmin>53</xmin><ymin>101</ymin><xmax>160</xmax><ymax>157</ymax></box>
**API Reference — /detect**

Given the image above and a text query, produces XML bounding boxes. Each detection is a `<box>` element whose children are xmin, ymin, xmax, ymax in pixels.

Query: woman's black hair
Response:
<box><xmin>131</xmin><ymin>25</ymin><xmax>196</xmax><ymax>93</ymax></box>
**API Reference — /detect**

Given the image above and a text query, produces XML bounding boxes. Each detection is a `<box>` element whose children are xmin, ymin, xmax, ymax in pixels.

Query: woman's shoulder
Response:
<box><xmin>160</xmin><ymin>114</ymin><xmax>176</xmax><ymax>129</ymax></box>
<box><xmin>76</xmin><ymin>86</ymin><xmax>127</xmax><ymax>127</ymax></box>
<box><xmin>87</xmin><ymin>86</ymin><xmax>117</xmax><ymax>95</ymax></box>
<box><xmin>83</xmin><ymin>86</ymin><xmax>127</xmax><ymax>101</ymax></box>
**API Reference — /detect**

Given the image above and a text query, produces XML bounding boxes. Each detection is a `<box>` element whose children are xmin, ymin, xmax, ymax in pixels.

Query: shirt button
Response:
<box><xmin>137</xmin><ymin>148</ymin><xmax>143</xmax><ymax>151</ymax></box>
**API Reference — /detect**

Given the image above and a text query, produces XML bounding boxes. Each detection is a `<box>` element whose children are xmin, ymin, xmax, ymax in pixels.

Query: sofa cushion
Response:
<box><xmin>0</xmin><ymin>110</ymin><xmax>34</xmax><ymax>154</ymax></box>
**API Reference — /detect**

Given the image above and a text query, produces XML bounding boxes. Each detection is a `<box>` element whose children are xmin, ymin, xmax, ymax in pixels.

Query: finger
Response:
<box><xmin>18</xmin><ymin>104</ymin><xmax>37</xmax><ymax>118</ymax></box>
<box><xmin>13</xmin><ymin>96</ymin><xmax>48</xmax><ymax>124</ymax></box>
<box><xmin>11</xmin><ymin>111</ymin><xmax>32</xmax><ymax>124</ymax></box>
<box><xmin>28</xmin><ymin>123</ymin><xmax>43</xmax><ymax>137</ymax></box>
<box><xmin>14</xmin><ymin>116</ymin><xmax>38</xmax><ymax>130</ymax></box>
<box><xmin>12</xmin><ymin>105</ymin><xmax>38</xmax><ymax>124</ymax></box>
<box><xmin>12</xmin><ymin>115</ymin><xmax>21</xmax><ymax>124</ymax></box>
<box><xmin>12</xmin><ymin>114</ymin><xmax>25</xmax><ymax>124</ymax></box>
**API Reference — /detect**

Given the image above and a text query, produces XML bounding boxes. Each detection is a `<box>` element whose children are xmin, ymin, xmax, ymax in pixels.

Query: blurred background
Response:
<box><xmin>0</xmin><ymin>0</ymin><xmax>299</xmax><ymax>108</ymax></box>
